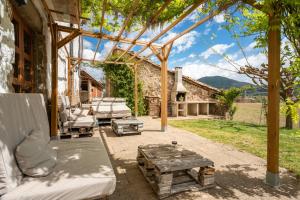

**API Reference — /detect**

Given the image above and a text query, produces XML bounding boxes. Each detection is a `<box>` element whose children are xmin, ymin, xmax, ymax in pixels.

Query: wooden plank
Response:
<box><xmin>128</xmin><ymin>0</ymin><xmax>207</xmax><ymax>62</ymax></box>
<box><xmin>163</xmin><ymin>1</ymin><xmax>236</xmax><ymax>47</ymax></box>
<box><xmin>51</xmin><ymin>23</ymin><xmax>58</xmax><ymax>137</ymax></box>
<box><xmin>134</xmin><ymin>64</ymin><xmax>138</xmax><ymax>117</ymax></box>
<box><xmin>92</xmin><ymin>0</ymin><xmax>107</xmax><ymax>62</ymax></box>
<box><xmin>57</xmin><ymin>25</ymin><xmax>162</xmax><ymax>48</ymax></box>
<box><xmin>57</xmin><ymin>30</ymin><xmax>80</xmax><ymax>49</ymax></box>
<box><xmin>115</xmin><ymin>0</ymin><xmax>172</xmax><ymax>62</ymax></box>
<box><xmin>266</xmin><ymin>11</ymin><xmax>280</xmax><ymax>186</ymax></box>
<box><xmin>161</xmin><ymin>48</ymin><xmax>168</xmax><ymax>132</ymax></box>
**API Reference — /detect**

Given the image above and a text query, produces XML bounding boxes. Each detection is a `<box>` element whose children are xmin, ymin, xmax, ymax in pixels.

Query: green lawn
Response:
<box><xmin>169</xmin><ymin>119</ymin><xmax>300</xmax><ymax>176</ymax></box>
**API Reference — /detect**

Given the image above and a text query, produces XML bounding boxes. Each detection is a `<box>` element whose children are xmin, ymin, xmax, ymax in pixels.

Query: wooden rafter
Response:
<box><xmin>92</xmin><ymin>0</ymin><xmax>107</xmax><ymax>63</ymax></box>
<box><xmin>58</xmin><ymin>29</ymin><xmax>81</xmax><ymax>49</ymax></box>
<box><xmin>70</xmin><ymin>57</ymin><xmax>134</xmax><ymax>65</ymax></box>
<box><xmin>162</xmin><ymin>1</ymin><xmax>236</xmax><ymax>47</ymax></box>
<box><xmin>104</xmin><ymin>0</ymin><xmax>140</xmax><ymax>62</ymax></box>
<box><xmin>49</xmin><ymin>9</ymin><xmax>90</xmax><ymax>20</ymax></box>
<box><xmin>115</xmin><ymin>0</ymin><xmax>172</xmax><ymax>62</ymax></box>
<box><xmin>57</xmin><ymin>25</ymin><xmax>162</xmax><ymax>48</ymax></box>
<box><xmin>127</xmin><ymin>0</ymin><xmax>207</xmax><ymax>62</ymax></box>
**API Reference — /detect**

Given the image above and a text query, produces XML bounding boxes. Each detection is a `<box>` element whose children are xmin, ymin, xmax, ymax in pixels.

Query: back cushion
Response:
<box><xmin>0</xmin><ymin>93</ymin><xmax>50</xmax><ymax>195</ymax></box>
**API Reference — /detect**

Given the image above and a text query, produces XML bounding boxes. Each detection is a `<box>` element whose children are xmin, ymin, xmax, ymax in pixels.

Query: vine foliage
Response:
<box><xmin>96</xmin><ymin>61</ymin><xmax>146</xmax><ymax>116</ymax></box>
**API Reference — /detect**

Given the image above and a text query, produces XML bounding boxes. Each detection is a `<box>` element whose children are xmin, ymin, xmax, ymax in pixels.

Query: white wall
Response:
<box><xmin>0</xmin><ymin>0</ymin><xmax>15</xmax><ymax>93</ymax></box>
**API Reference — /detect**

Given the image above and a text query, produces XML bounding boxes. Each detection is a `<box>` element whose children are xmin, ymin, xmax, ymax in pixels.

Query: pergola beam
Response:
<box><xmin>163</xmin><ymin>1</ymin><xmax>237</xmax><ymax>47</ymax></box>
<box><xmin>266</xmin><ymin>10</ymin><xmax>281</xmax><ymax>187</ymax></box>
<box><xmin>57</xmin><ymin>25</ymin><xmax>162</xmax><ymax>48</ymax></box>
<box><xmin>50</xmin><ymin>23</ymin><xmax>58</xmax><ymax>137</ymax></box>
<box><xmin>58</xmin><ymin>29</ymin><xmax>81</xmax><ymax>49</ymax></box>
<box><xmin>105</xmin><ymin>0</ymin><xmax>139</xmax><ymax>62</ymax></box>
<box><xmin>128</xmin><ymin>0</ymin><xmax>207</xmax><ymax>62</ymax></box>
<box><xmin>70</xmin><ymin>57</ymin><xmax>134</xmax><ymax>65</ymax></box>
<box><xmin>115</xmin><ymin>0</ymin><xmax>172</xmax><ymax>62</ymax></box>
<box><xmin>92</xmin><ymin>0</ymin><xmax>107</xmax><ymax>62</ymax></box>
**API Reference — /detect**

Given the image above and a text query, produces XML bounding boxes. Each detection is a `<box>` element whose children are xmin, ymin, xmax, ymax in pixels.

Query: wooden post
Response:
<box><xmin>50</xmin><ymin>23</ymin><xmax>58</xmax><ymax>137</ymax></box>
<box><xmin>106</xmin><ymin>77</ymin><xmax>111</xmax><ymax>97</ymax></box>
<box><xmin>161</xmin><ymin>51</ymin><xmax>168</xmax><ymax>132</ymax></box>
<box><xmin>67</xmin><ymin>57</ymin><xmax>72</xmax><ymax>98</ymax></box>
<box><xmin>266</xmin><ymin>11</ymin><xmax>280</xmax><ymax>187</ymax></box>
<box><xmin>134</xmin><ymin>64</ymin><xmax>138</xmax><ymax>117</ymax></box>
<box><xmin>150</xmin><ymin>44</ymin><xmax>173</xmax><ymax>132</ymax></box>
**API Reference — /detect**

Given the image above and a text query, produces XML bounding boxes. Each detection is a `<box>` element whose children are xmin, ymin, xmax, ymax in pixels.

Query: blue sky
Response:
<box><xmin>82</xmin><ymin>9</ymin><xmax>267</xmax><ymax>83</ymax></box>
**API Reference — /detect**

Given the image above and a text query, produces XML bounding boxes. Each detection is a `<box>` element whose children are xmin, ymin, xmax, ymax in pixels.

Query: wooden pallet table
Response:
<box><xmin>137</xmin><ymin>144</ymin><xmax>215</xmax><ymax>199</ymax></box>
<box><xmin>112</xmin><ymin>118</ymin><xmax>143</xmax><ymax>136</ymax></box>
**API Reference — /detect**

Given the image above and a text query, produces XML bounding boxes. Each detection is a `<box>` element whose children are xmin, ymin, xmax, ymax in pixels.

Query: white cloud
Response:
<box><xmin>83</xmin><ymin>39</ymin><xmax>93</xmax><ymax>49</ymax></box>
<box><xmin>214</xmin><ymin>13</ymin><xmax>225</xmax><ymax>23</ymax></box>
<box><xmin>83</xmin><ymin>49</ymin><xmax>101</xmax><ymax>60</ymax></box>
<box><xmin>160</xmin><ymin>31</ymin><xmax>199</xmax><ymax>54</ymax></box>
<box><xmin>188</xmin><ymin>54</ymin><xmax>196</xmax><ymax>58</ymax></box>
<box><xmin>180</xmin><ymin>50</ymin><xmax>266</xmax><ymax>83</ymax></box>
<box><xmin>200</xmin><ymin>43</ymin><xmax>234</xmax><ymax>59</ymax></box>
<box><xmin>245</xmin><ymin>41</ymin><xmax>257</xmax><ymax>52</ymax></box>
<box><xmin>203</xmin><ymin>28</ymin><xmax>211</xmax><ymax>35</ymax></box>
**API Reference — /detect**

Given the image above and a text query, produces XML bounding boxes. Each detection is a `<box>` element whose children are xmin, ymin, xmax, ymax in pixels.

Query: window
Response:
<box><xmin>11</xmin><ymin>9</ymin><xmax>34</xmax><ymax>93</ymax></box>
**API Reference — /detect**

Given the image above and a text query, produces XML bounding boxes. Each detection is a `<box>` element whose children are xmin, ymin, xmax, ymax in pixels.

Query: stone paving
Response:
<box><xmin>98</xmin><ymin>116</ymin><xmax>299</xmax><ymax>200</ymax></box>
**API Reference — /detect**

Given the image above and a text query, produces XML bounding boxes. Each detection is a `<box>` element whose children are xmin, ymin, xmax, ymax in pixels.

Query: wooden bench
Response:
<box><xmin>137</xmin><ymin>144</ymin><xmax>215</xmax><ymax>199</ymax></box>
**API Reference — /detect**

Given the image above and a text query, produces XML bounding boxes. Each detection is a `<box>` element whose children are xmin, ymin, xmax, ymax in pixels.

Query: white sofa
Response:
<box><xmin>0</xmin><ymin>93</ymin><xmax>116</xmax><ymax>200</ymax></box>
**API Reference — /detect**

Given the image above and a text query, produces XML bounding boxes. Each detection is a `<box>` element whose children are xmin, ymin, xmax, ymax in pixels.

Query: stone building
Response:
<box><xmin>0</xmin><ymin>0</ymin><xmax>81</xmax><ymax>105</ymax></box>
<box><xmin>113</xmin><ymin>49</ymin><xmax>220</xmax><ymax>117</ymax></box>
<box><xmin>80</xmin><ymin>69</ymin><xmax>103</xmax><ymax>103</ymax></box>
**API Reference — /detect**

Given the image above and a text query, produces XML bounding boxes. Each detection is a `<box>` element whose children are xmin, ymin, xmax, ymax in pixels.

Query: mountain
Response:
<box><xmin>198</xmin><ymin>76</ymin><xmax>252</xmax><ymax>89</ymax></box>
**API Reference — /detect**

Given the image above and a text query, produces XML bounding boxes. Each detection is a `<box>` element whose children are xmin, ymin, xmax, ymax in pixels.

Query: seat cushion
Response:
<box><xmin>64</xmin><ymin>115</ymin><xmax>96</xmax><ymax>128</ymax></box>
<box><xmin>2</xmin><ymin>137</ymin><xmax>116</xmax><ymax>200</ymax></box>
<box><xmin>0</xmin><ymin>93</ymin><xmax>50</xmax><ymax>195</ymax></box>
<box><xmin>15</xmin><ymin>130</ymin><xmax>57</xmax><ymax>177</ymax></box>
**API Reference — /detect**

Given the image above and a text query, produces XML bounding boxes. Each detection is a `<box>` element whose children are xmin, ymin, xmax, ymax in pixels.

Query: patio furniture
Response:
<box><xmin>59</xmin><ymin>95</ymin><xmax>97</xmax><ymax>137</ymax></box>
<box><xmin>137</xmin><ymin>144</ymin><xmax>215</xmax><ymax>199</ymax></box>
<box><xmin>91</xmin><ymin>97</ymin><xmax>132</xmax><ymax>121</ymax></box>
<box><xmin>0</xmin><ymin>93</ymin><xmax>116</xmax><ymax>200</ymax></box>
<box><xmin>112</xmin><ymin>118</ymin><xmax>143</xmax><ymax>136</ymax></box>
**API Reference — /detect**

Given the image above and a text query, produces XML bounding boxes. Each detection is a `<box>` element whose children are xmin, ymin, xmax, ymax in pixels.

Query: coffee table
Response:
<box><xmin>112</xmin><ymin>118</ymin><xmax>143</xmax><ymax>136</ymax></box>
<box><xmin>137</xmin><ymin>144</ymin><xmax>215</xmax><ymax>199</ymax></box>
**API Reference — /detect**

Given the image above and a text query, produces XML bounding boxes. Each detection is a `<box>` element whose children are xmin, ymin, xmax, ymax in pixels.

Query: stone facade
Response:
<box><xmin>0</xmin><ymin>0</ymin><xmax>81</xmax><ymax>106</ymax></box>
<box><xmin>114</xmin><ymin>49</ymin><xmax>220</xmax><ymax>116</ymax></box>
<box><xmin>0</xmin><ymin>0</ymin><xmax>14</xmax><ymax>93</ymax></box>
<box><xmin>114</xmin><ymin>50</ymin><xmax>219</xmax><ymax>102</ymax></box>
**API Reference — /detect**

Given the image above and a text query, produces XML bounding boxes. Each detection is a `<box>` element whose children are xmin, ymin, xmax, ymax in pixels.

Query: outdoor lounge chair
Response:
<box><xmin>91</xmin><ymin>97</ymin><xmax>132</xmax><ymax>119</ymax></box>
<box><xmin>0</xmin><ymin>93</ymin><xmax>116</xmax><ymax>200</ymax></box>
<box><xmin>59</xmin><ymin>95</ymin><xmax>97</xmax><ymax>133</ymax></box>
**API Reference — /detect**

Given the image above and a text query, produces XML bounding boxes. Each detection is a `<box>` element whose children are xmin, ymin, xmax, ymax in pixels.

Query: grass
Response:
<box><xmin>234</xmin><ymin>103</ymin><xmax>287</xmax><ymax>127</ymax></box>
<box><xmin>169</xmin><ymin>119</ymin><xmax>300</xmax><ymax>176</ymax></box>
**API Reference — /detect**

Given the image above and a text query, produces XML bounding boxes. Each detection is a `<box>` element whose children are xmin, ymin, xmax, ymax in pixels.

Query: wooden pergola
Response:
<box><xmin>42</xmin><ymin>0</ymin><xmax>281</xmax><ymax>186</ymax></box>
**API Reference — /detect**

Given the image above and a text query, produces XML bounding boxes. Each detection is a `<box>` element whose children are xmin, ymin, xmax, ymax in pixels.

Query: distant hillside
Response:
<box><xmin>198</xmin><ymin>76</ymin><xmax>252</xmax><ymax>89</ymax></box>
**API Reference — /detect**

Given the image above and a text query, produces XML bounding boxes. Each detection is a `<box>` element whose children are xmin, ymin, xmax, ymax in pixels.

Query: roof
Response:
<box><xmin>115</xmin><ymin>48</ymin><xmax>220</xmax><ymax>93</ymax></box>
<box><xmin>46</xmin><ymin>0</ymin><xmax>80</xmax><ymax>24</ymax></box>
<box><xmin>80</xmin><ymin>69</ymin><xmax>103</xmax><ymax>89</ymax></box>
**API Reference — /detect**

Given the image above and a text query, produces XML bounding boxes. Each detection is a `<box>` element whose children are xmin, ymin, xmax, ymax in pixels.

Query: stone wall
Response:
<box><xmin>117</xmin><ymin>52</ymin><xmax>218</xmax><ymax>103</ymax></box>
<box><xmin>0</xmin><ymin>0</ymin><xmax>14</xmax><ymax>93</ymax></box>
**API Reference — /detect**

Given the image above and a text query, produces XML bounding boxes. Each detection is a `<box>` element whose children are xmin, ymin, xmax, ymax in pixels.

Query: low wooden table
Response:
<box><xmin>112</xmin><ymin>118</ymin><xmax>143</xmax><ymax>136</ymax></box>
<box><xmin>137</xmin><ymin>144</ymin><xmax>215</xmax><ymax>199</ymax></box>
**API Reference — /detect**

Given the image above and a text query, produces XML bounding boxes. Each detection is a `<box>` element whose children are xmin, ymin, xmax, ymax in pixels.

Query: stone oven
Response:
<box><xmin>171</xmin><ymin>67</ymin><xmax>188</xmax><ymax>117</ymax></box>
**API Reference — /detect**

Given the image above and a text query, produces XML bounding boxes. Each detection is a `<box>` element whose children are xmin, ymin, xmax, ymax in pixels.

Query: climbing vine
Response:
<box><xmin>96</xmin><ymin>61</ymin><xmax>146</xmax><ymax>116</ymax></box>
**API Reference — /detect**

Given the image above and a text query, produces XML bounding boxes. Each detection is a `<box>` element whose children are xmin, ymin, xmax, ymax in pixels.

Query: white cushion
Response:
<box><xmin>15</xmin><ymin>130</ymin><xmax>57</xmax><ymax>177</ymax></box>
<box><xmin>2</xmin><ymin>138</ymin><xmax>116</xmax><ymax>200</ymax></box>
<box><xmin>0</xmin><ymin>93</ymin><xmax>50</xmax><ymax>195</ymax></box>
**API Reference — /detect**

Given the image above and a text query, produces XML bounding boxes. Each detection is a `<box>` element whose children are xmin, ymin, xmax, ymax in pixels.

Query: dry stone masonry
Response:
<box><xmin>0</xmin><ymin>0</ymin><xmax>14</xmax><ymax>92</ymax></box>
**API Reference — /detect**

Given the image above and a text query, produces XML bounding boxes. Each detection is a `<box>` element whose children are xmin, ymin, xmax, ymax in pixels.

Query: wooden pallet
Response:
<box><xmin>137</xmin><ymin>144</ymin><xmax>215</xmax><ymax>199</ymax></box>
<box><xmin>112</xmin><ymin>119</ymin><xmax>143</xmax><ymax>136</ymax></box>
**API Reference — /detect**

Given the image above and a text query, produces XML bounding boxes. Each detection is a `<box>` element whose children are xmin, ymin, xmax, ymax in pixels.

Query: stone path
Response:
<box><xmin>98</xmin><ymin>116</ymin><xmax>299</xmax><ymax>200</ymax></box>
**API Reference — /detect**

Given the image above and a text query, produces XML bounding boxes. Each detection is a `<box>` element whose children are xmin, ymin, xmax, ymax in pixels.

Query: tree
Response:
<box><xmin>217</xmin><ymin>87</ymin><xmax>245</xmax><ymax>120</ymax></box>
<box><xmin>222</xmin><ymin>0</ymin><xmax>300</xmax><ymax>128</ymax></box>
